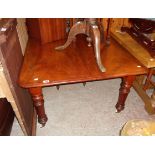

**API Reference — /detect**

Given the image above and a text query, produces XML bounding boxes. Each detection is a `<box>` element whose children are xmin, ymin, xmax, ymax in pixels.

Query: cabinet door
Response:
<box><xmin>26</xmin><ymin>18</ymin><xmax>67</xmax><ymax>44</ymax></box>
<box><xmin>39</xmin><ymin>18</ymin><xmax>67</xmax><ymax>44</ymax></box>
<box><xmin>0</xmin><ymin>19</ymin><xmax>35</xmax><ymax>135</ymax></box>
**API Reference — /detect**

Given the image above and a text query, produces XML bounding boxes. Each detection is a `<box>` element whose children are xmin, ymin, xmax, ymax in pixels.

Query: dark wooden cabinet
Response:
<box><xmin>0</xmin><ymin>98</ymin><xmax>14</xmax><ymax>136</ymax></box>
<box><xmin>26</xmin><ymin>18</ymin><xmax>67</xmax><ymax>44</ymax></box>
<box><xmin>0</xmin><ymin>18</ymin><xmax>35</xmax><ymax>135</ymax></box>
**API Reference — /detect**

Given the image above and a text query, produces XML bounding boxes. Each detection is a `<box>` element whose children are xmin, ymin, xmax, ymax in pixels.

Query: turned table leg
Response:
<box><xmin>29</xmin><ymin>87</ymin><xmax>48</xmax><ymax>127</ymax></box>
<box><xmin>116</xmin><ymin>76</ymin><xmax>136</xmax><ymax>112</ymax></box>
<box><xmin>106</xmin><ymin>18</ymin><xmax>112</xmax><ymax>45</ymax></box>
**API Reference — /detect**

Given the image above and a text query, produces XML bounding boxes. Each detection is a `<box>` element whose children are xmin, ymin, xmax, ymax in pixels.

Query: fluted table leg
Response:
<box><xmin>29</xmin><ymin>87</ymin><xmax>48</xmax><ymax>127</ymax></box>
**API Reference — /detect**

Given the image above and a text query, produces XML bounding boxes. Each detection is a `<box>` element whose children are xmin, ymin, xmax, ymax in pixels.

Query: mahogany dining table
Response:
<box><xmin>19</xmin><ymin>35</ymin><xmax>147</xmax><ymax>126</ymax></box>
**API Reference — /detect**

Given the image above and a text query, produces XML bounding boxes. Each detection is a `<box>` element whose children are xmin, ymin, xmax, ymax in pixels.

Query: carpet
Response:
<box><xmin>11</xmin><ymin>78</ymin><xmax>155</xmax><ymax>136</ymax></box>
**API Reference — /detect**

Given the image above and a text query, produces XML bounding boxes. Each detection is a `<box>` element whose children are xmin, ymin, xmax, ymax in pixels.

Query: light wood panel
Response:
<box><xmin>16</xmin><ymin>18</ymin><xmax>28</xmax><ymax>55</ymax></box>
<box><xmin>133</xmin><ymin>80</ymin><xmax>155</xmax><ymax>115</ymax></box>
<box><xmin>111</xmin><ymin>30</ymin><xmax>155</xmax><ymax>68</ymax></box>
<box><xmin>0</xmin><ymin>64</ymin><xmax>27</xmax><ymax>135</ymax></box>
<box><xmin>0</xmin><ymin>18</ymin><xmax>35</xmax><ymax>135</ymax></box>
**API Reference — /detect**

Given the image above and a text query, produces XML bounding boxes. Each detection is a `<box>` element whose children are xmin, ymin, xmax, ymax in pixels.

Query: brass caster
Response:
<box><xmin>115</xmin><ymin>104</ymin><xmax>124</xmax><ymax>113</ymax></box>
<box><xmin>115</xmin><ymin>109</ymin><xmax>119</xmax><ymax>113</ymax></box>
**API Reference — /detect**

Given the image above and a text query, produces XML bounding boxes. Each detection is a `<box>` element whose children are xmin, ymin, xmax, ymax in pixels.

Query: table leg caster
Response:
<box><xmin>29</xmin><ymin>87</ymin><xmax>48</xmax><ymax>127</ymax></box>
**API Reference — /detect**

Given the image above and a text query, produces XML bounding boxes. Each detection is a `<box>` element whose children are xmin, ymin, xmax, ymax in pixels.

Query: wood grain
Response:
<box><xmin>26</xmin><ymin>18</ymin><xmax>67</xmax><ymax>44</ymax></box>
<box><xmin>19</xmin><ymin>35</ymin><xmax>147</xmax><ymax>88</ymax></box>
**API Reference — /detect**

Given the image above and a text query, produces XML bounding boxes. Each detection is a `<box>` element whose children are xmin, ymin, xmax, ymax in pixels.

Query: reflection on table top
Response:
<box><xmin>19</xmin><ymin>36</ymin><xmax>147</xmax><ymax>88</ymax></box>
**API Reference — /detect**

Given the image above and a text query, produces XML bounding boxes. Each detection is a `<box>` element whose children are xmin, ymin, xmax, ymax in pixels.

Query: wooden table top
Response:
<box><xmin>19</xmin><ymin>36</ymin><xmax>147</xmax><ymax>88</ymax></box>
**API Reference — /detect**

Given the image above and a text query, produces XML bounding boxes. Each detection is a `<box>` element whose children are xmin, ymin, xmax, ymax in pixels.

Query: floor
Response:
<box><xmin>11</xmin><ymin>78</ymin><xmax>155</xmax><ymax>136</ymax></box>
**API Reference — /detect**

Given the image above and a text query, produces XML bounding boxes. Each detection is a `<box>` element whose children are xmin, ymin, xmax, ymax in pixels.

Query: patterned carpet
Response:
<box><xmin>11</xmin><ymin>78</ymin><xmax>155</xmax><ymax>136</ymax></box>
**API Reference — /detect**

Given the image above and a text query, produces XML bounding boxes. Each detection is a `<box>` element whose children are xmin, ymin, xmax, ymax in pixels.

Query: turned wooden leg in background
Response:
<box><xmin>143</xmin><ymin>68</ymin><xmax>153</xmax><ymax>90</ymax></box>
<box><xmin>106</xmin><ymin>18</ymin><xmax>112</xmax><ymax>45</ymax></box>
<box><xmin>151</xmin><ymin>89</ymin><xmax>155</xmax><ymax>108</ymax></box>
<box><xmin>116</xmin><ymin>76</ymin><xmax>136</xmax><ymax>112</ymax></box>
<box><xmin>29</xmin><ymin>87</ymin><xmax>48</xmax><ymax>127</ymax></box>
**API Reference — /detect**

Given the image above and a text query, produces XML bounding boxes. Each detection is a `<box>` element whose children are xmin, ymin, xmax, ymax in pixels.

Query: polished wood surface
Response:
<box><xmin>55</xmin><ymin>18</ymin><xmax>106</xmax><ymax>72</ymax></box>
<box><xmin>26</xmin><ymin>18</ymin><xmax>41</xmax><ymax>41</ymax></box>
<box><xmin>19</xmin><ymin>36</ymin><xmax>147</xmax><ymax>88</ymax></box>
<box><xmin>26</xmin><ymin>18</ymin><xmax>67</xmax><ymax>44</ymax></box>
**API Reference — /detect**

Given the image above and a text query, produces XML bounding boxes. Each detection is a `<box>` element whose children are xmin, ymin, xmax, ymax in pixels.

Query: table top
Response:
<box><xmin>111</xmin><ymin>30</ymin><xmax>155</xmax><ymax>68</ymax></box>
<box><xmin>19</xmin><ymin>36</ymin><xmax>147</xmax><ymax>88</ymax></box>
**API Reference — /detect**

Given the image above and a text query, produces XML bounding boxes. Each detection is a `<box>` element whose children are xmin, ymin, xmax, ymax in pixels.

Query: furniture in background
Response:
<box><xmin>0</xmin><ymin>18</ymin><xmax>35</xmax><ymax>135</ymax></box>
<box><xmin>120</xmin><ymin>19</ymin><xmax>155</xmax><ymax>111</ymax></box>
<box><xmin>55</xmin><ymin>18</ymin><xmax>106</xmax><ymax>72</ymax></box>
<box><xmin>121</xmin><ymin>18</ymin><xmax>155</xmax><ymax>53</ymax></box>
<box><xmin>26</xmin><ymin>18</ymin><xmax>67</xmax><ymax>44</ymax></box>
<box><xmin>111</xmin><ymin>23</ymin><xmax>155</xmax><ymax>115</ymax></box>
<box><xmin>26</xmin><ymin>18</ymin><xmax>130</xmax><ymax>45</ymax></box>
<box><xmin>0</xmin><ymin>98</ymin><xmax>14</xmax><ymax>136</ymax></box>
<box><xmin>26</xmin><ymin>18</ymin><xmax>120</xmax><ymax>74</ymax></box>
